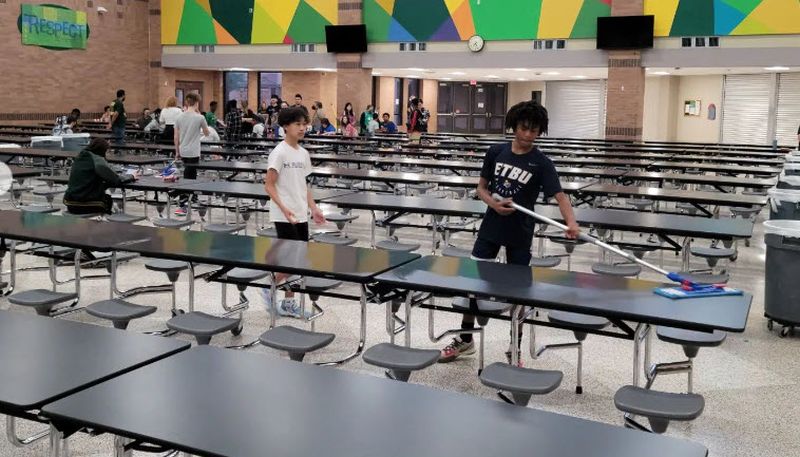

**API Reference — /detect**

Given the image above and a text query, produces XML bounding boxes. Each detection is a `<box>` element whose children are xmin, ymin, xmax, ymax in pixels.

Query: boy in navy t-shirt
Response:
<box><xmin>440</xmin><ymin>101</ymin><xmax>580</xmax><ymax>365</ymax></box>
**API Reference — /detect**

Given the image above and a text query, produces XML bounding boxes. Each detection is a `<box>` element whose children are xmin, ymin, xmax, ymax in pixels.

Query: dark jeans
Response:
<box><xmin>178</xmin><ymin>157</ymin><xmax>199</xmax><ymax>206</ymax></box>
<box><xmin>111</xmin><ymin>125</ymin><xmax>125</xmax><ymax>144</ymax></box>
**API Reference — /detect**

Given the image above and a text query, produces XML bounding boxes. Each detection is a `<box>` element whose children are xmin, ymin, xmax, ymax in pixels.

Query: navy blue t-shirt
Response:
<box><xmin>477</xmin><ymin>143</ymin><xmax>562</xmax><ymax>248</ymax></box>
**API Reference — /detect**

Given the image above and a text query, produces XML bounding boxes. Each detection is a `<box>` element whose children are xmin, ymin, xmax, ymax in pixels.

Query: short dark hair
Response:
<box><xmin>70</xmin><ymin>108</ymin><xmax>81</xmax><ymax>117</ymax></box>
<box><xmin>278</xmin><ymin>106</ymin><xmax>310</xmax><ymax>126</ymax></box>
<box><xmin>103</xmin><ymin>105</ymin><xmax>110</xmax><ymax>111</ymax></box>
<box><xmin>271</xmin><ymin>94</ymin><xmax>279</xmax><ymax>100</ymax></box>
<box><xmin>87</xmin><ymin>138</ymin><xmax>109</xmax><ymax>156</ymax></box>
<box><xmin>226</xmin><ymin>100</ymin><xmax>238</xmax><ymax>112</ymax></box>
<box><xmin>382</xmin><ymin>112</ymin><xmax>390</xmax><ymax>118</ymax></box>
<box><xmin>504</xmin><ymin>101</ymin><xmax>548</xmax><ymax>135</ymax></box>
<box><xmin>372</xmin><ymin>113</ymin><xmax>378</xmax><ymax>119</ymax></box>
<box><xmin>320</xmin><ymin>117</ymin><xmax>331</xmax><ymax>126</ymax></box>
<box><xmin>142</xmin><ymin>107</ymin><xmax>150</xmax><ymax>113</ymax></box>
<box><xmin>116</xmin><ymin>89</ymin><xmax>125</xmax><ymax>98</ymax></box>
<box><xmin>210</xmin><ymin>101</ymin><xmax>218</xmax><ymax>107</ymax></box>
<box><xmin>294</xmin><ymin>93</ymin><xmax>303</xmax><ymax>99</ymax></box>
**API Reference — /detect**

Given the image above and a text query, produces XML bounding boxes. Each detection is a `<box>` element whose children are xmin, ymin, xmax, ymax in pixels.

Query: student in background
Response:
<box><xmin>224</xmin><ymin>99</ymin><xmax>243</xmax><ymax>141</ymax></box>
<box><xmin>263</xmin><ymin>107</ymin><xmax>326</xmax><ymax>318</ymax></box>
<box><xmin>205</xmin><ymin>101</ymin><xmax>220</xmax><ymax>129</ymax></box>
<box><xmin>341</xmin><ymin>102</ymin><xmax>357</xmax><ymax>137</ymax></box>
<box><xmin>293</xmin><ymin>93</ymin><xmax>306</xmax><ymax>112</ymax></box>
<box><xmin>319</xmin><ymin>117</ymin><xmax>336</xmax><ymax>134</ymax></box>
<box><xmin>366</xmin><ymin>112</ymin><xmax>380</xmax><ymax>136</ymax></box>
<box><xmin>310</xmin><ymin>101</ymin><xmax>326</xmax><ymax>132</ymax></box>
<box><xmin>265</xmin><ymin>95</ymin><xmax>281</xmax><ymax>136</ymax></box>
<box><xmin>359</xmin><ymin>104</ymin><xmax>374</xmax><ymax>135</ymax></box>
<box><xmin>407</xmin><ymin>98</ymin><xmax>423</xmax><ymax>140</ymax></box>
<box><xmin>159</xmin><ymin>96</ymin><xmax>183</xmax><ymax>143</ymax></box>
<box><xmin>144</xmin><ymin>108</ymin><xmax>161</xmax><ymax>133</ymax></box>
<box><xmin>99</xmin><ymin>105</ymin><xmax>112</xmax><ymax>123</ymax></box>
<box><xmin>379</xmin><ymin>112</ymin><xmax>397</xmax><ymax>134</ymax></box>
<box><xmin>135</xmin><ymin>108</ymin><xmax>151</xmax><ymax>129</ymax></box>
<box><xmin>63</xmin><ymin>138</ymin><xmax>139</xmax><ymax>214</ymax></box>
<box><xmin>108</xmin><ymin>89</ymin><xmax>127</xmax><ymax>144</ymax></box>
<box><xmin>174</xmin><ymin>92</ymin><xmax>209</xmax><ymax>215</ymax></box>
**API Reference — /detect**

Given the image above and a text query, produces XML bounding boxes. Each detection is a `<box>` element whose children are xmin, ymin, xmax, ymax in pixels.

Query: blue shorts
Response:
<box><xmin>471</xmin><ymin>237</ymin><xmax>532</xmax><ymax>266</ymax></box>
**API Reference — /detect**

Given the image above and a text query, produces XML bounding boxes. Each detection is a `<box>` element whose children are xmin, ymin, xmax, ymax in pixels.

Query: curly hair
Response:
<box><xmin>504</xmin><ymin>101</ymin><xmax>548</xmax><ymax>135</ymax></box>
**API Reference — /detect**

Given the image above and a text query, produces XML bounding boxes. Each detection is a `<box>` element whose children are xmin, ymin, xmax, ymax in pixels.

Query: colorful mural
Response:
<box><xmin>363</xmin><ymin>0</ymin><xmax>612</xmax><ymax>42</ymax></box>
<box><xmin>161</xmin><ymin>0</ymin><xmax>337</xmax><ymax>45</ymax></box>
<box><xmin>646</xmin><ymin>0</ymin><xmax>800</xmax><ymax>37</ymax></box>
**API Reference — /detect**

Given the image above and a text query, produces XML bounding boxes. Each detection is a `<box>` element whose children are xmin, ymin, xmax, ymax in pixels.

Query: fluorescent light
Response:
<box><xmin>764</xmin><ymin>66</ymin><xmax>790</xmax><ymax>71</ymax></box>
<box><xmin>651</xmin><ymin>71</ymin><xmax>670</xmax><ymax>76</ymax></box>
<box><xmin>406</xmin><ymin>67</ymin><xmax>427</xmax><ymax>72</ymax></box>
<box><xmin>228</xmin><ymin>68</ymin><xmax>250</xmax><ymax>71</ymax></box>
<box><xmin>516</xmin><ymin>78</ymin><xmax>527</xmax><ymax>81</ymax></box>
<box><xmin>504</xmin><ymin>68</ymin><xmax>530</xmax><ymax>72</ymax></box>
<box><xmin>572</xmin><ymin>75</ymin><xmax>587</xmax><ymax>79</ymax></box>
<box><xmin>406</xmin><ymin>75</ymin><xmax>420</xmax><ymax>79</ymax></box>
<box><xmin>440</xmin><ymin>77</ymin><xmax>452</xmax><ymax>81</ymax></box>
<box><xmin>449</xmin><ymin>71</ymin><xmax>466</xmax><ymax>76</ymax></box>
<box><xmin>310</xmin><ymin>67</ymin><xmax>336</xmax><ymax>72</ymax></box>
<box><xmin>543</xmin><ymin>71</ymin><xmax>560</xmax><ymax>76</ymax></box>
<box><xmin>372</xmin><ymin>71</ymin><xmax>382</xmax><ymax>76</ymax></box>
<box><xmin>485</xmin><ymin>75</ymin><xmax>500</xmax><ymax>79</ymax></box>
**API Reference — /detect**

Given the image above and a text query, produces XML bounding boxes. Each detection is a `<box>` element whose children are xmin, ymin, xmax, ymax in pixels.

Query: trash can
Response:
<box><xmin>61</xmin><ymin>133</ymin><xmax>91</xmax><ymax>152</ymax></box>
<box><xmin>764</xmin><ymin>220</ymin><xmax>800</xmax><ymax>336</ymax></box>
<box><xmin>30</xmin><ymin>136</ymin><xmax>63</xmax><ymax>150</ymax></box>
<box><xmin>777</xmin><ymin>173</ymin><xmax>800</xmax><ymax>190</ymax></box>
<box><xmin>785</xmin><ymin>163</ymin><xmax>800</xmax><ymax>177</ymax></box>
<box><xmin>768</xmin><ymin>188</ymin><xmax>800</xmax><ymax>220</ymax></box>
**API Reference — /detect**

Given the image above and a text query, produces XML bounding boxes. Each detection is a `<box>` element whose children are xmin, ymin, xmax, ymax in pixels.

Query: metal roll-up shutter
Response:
<box><xmin>722</xmin><ymin>74</ymin><xmax>772</xmax><ymax>145</ymax></box>
<box><xmin>544</xmin><ymin>80</ymin><xmax>606</xmax><ymax>139</ymax></box>
<box><xmin>776</xmin><ymin>73</ymin><xmax>800</xmax><ymax>148</ymax></box>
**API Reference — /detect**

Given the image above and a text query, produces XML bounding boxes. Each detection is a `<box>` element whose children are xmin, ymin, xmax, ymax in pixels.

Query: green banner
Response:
<box><xmin>20</xmin><ymin>4</ymin><xmax>88</xmax><ymax>49</ymax></box>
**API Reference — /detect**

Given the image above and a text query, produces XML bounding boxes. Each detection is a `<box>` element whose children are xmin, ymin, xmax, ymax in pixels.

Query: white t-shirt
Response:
<box><xmin>267</xmin><ymin>141</ymin><xmax>312</xmax><ymax>223</ymax></box>
<box><xmin>367</xmin><ymin>119</ymin><xmax>379</xmax><ymax>134</ymax></box>
<box><xmin>160</xmin><ymin>107</ymin><xmax>183</xmax><ymax>127</ymax></box>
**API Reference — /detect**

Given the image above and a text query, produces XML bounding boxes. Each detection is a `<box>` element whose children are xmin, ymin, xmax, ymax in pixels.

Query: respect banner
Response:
<box><xmin>20</xmin><ymin>4</ymin><xmax>88</xmax><ymax>49</ymax></box>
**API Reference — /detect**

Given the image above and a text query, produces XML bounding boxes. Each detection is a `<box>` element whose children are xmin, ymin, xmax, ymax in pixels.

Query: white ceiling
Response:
<box><xmin>370</xmin><ymin>66</ymin><xmax>799</xmax><ymax>82</ymax></box>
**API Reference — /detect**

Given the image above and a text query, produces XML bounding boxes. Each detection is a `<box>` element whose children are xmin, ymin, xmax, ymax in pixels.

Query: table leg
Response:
<box><xmin>316</xmin><ymin>283</ymin><xmax>367</xmax><ymax>366</ymax></box>
<box><xmin>511</xmin><ymin>305</ymin><xmax>520</xmax><ymax>367</ymax></box>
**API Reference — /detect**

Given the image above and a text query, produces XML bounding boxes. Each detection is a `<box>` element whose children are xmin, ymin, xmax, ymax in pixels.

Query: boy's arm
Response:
<box><xmin>476</xmin><ymin>177</ymin><xmax>514</xmax><ymax>216</ymax></box>
<box><xmin>554</xmin><ymin>192</ymin><xmax>580</xmax><ymax>239</ymax></box>
<box><xmin>173</xmin><ymin>125</ymin><xmax>181</xmax><ymax>159</ymax></box>
<box><xmin>108</xmin><ymin>105</ymin><xmax>118</xmax><ymax>128</ymax></box>
<box><xmin>265</xmin><ymin>169</ymin><xmax>297</xmax><ymax>224</ymax></box>
<box><xmin>201</xmin><ymin>118</ymin><xmax>210</xmax><ymax>137</ymax></box>
<box><xmin>307</xmin><ymin>187</ymin><xmax>326</xmax><ymax>224</ymax></box>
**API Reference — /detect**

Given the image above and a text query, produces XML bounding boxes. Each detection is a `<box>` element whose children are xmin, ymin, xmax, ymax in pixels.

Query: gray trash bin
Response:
<box><xmin>785</xmin><ymin>163</ymin><xmax>800</xmax><ymax>177</ymax></box>
<box><xmin>777</xmin><ymin>173</ymin><xmax>800</xmax><ymax>190</ymax></box>
<box><xmin>768</xmin><ymin>189</ymin><xmax>800</xmax><ymax>220</ymax></box>
<box><xmin>764</xmin><ymin>220</ymin><xmax>800</xmax><ymax>336</ymax></box>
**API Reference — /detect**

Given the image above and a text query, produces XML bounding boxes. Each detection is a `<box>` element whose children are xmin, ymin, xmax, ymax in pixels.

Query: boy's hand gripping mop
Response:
<box><xmin>492</xmin><ymin>195</ymin><xmax>742</xmax><ymax>299</ymax></box>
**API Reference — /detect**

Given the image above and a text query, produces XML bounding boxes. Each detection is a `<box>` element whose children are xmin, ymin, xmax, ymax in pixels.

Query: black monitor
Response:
<box><xmin>596</xmin><ymin>16</ymin><xmax>654</xmax><ymax>50</ymax></box>
<box><xmin>325</xmin><ymin>25</ymin><xmax>368</xmax><ymax>53</ymax></box>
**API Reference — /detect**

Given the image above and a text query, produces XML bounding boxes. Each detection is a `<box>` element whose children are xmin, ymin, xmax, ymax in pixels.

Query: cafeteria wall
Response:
<box><xmin>0</xmin><ymin>0</ymin><xmax>151</xmax><ymax>119</ymax></box>
<box><xmin>643</xmin><ymin>74</ymin><xmax>723</xmax><ymax>143</ymax></box>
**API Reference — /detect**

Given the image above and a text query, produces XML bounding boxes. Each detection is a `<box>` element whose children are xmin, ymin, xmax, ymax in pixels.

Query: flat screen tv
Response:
<box><xmin>596</xmin><ymin>16</ymin><xmax>654</xmax><ymax>50</ymax></box>
<box><xmin>325</xmin><ymin>25</ymin><xmax>368</xmax><ymax>53</ymax></box>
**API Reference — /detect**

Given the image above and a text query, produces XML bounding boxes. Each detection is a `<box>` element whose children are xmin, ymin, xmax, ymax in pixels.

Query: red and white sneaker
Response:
<box><xmin>438</xmin><ymin>337</ymin><xmax>475</xmax><ymax>363</ymax></box>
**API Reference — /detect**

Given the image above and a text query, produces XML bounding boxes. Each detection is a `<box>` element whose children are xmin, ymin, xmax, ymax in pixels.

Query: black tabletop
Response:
<box><xmin>8</xmin><ymin>166</ymin><xmax>45</xmax><ymax>178</ymax></box>
<box><xmin>0</xmin><ymin>310</ymin><xmax>188</xmax><ymax>413</ymax></box>
<box><xmin>324</xmin><ymin>193</ymin><xmax>754</xmax><ymax>240</ymax></box>
<box><xmin>377</xmin><ymin>256</ymin><xmax>751</xmax><ymax>333</ymax></box>
<box><xmin>175</xmin><ymin>180</ymin><xmax>354</xmax><ymax>202</ymax></box>
<box><xmin>311</xmin><ymin>166</ymin><xmax>480</xmax><ymax>187</ymax></box>
<box><xmin>621</xmin><ymin>171</ymin><xmax>777</xmax><ymax>189</ymax></box>
<box><xmin>44</xmin><ymin>346</ymin><xmax>707</xmax><ymax>457</ymax></box>
<box><xmin>0</xmin><ymin>210</ymin><xmax>158</xmax><ymax>250</ymax></box>
<box><xmin>117</xmin><ymin>228</ymin><xmax>420</xmax><ymax>283</ymax></box>
<box><xmin>649</xmin><ymin>161</ymin><xmax>781</xmax><ymax>176</ymax></box>
<box><xmin>579</xmin><ymin>184</ymin><xmax>768</xmax><ymax>207</ymax></box>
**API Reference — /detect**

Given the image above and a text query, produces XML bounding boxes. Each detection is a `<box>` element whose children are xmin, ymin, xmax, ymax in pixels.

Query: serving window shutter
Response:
<box><xmin>544</xmin><ymin>80</ymin><xmax>606</xmax><ymax>139</ymax></box>
<box><xmin>721</xmin><ymin>74</ymin><xmax>772</xmax><ymax>145</ymax></box>
<box><xmin>776</xmin><ymin>73</ymin><xmax>800</xmax><ymax>148</ymax></box>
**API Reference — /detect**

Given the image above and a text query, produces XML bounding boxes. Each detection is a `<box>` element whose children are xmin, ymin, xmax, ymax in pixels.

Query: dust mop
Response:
<box><xmin>492</xmin><ymin>194</ymin><xmax>743</xmax><ymax>299</ymax></box>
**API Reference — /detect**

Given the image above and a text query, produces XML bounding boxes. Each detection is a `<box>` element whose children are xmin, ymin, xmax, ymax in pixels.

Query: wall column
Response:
<box><xmin>336</xmin><ymin>0</ymin><xmax>372</xmax><ymax>122</ymax></box>
<box><xmin>605</xmin><ymin>0</ymin><xmax>646</xmax><ymax>141</ymax></box>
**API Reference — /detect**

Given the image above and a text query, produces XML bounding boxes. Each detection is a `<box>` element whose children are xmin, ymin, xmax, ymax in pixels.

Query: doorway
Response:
<box><xmin>436</xmin><ymin>82</ymin><xmax>507</xmax><ymax>134</ymax></box>
<box><xmin>175</xmin><ymin>81</ymin><xmax>204</xmax><ymax>110</ymax></box>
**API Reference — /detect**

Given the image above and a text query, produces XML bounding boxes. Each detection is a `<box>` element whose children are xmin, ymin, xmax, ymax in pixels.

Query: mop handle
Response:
<box><xmin>491</xmin><ymin>194</ymin><xmax>671</xmax><ymax>277</ymax></box>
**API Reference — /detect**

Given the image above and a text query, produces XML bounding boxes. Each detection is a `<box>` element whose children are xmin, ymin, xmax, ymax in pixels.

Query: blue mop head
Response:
<box><xmin>657</xmin><ymin>272</ymin><xmax>742</xmax><ymax>299</ymax></box>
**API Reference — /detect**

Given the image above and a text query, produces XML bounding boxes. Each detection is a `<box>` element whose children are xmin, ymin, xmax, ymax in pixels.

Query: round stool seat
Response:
<box><xmin>375</xmin><ymin>240</ymin><xmax>420</xmax><ymax>252</ymax></box>
<box><xmin>729</xmin><ymin>206</ymin><xmax>761</xmax><ymax>217</ymax></box>
<box><xmin>689</xmin><ymin>246</ymin><xmax>736</xmax><ymax>258</ymax></box>
<box><xmin>226</xmin><ymin>268</ymin><xmax>270</xmax><ymax>282</ymax></box>
<box><xmin>107</xmin><ymin>213</ymin><xmax>146</xmax><ymax>223</ymax></box>
<box><xmin>530</xmin><ymin>256</ymin><xmax>561</xmax><ymax>268</ymax></box>
<box><xmin>441</xmin><ymin>245</ymin><xmax>472</xmax><ymax>258</ymax></box>
<box><xmin>591</xmin><ymin>262</ymin><xmax>642</xmax><ymax>277</ymax></box>
<box><xmin>145</xmin><ymin>259</ymin><xmax>189</xmax><ymax>273</ymax></box>
<box><xmin>21</xmin><ymin>205</ymin><xmax>59</xmax><ymax>214</ymax></box>
<box><xmin>313</xmin><ymin>233</ymin><xmax>357</xmax><ymax>246</ymax></box>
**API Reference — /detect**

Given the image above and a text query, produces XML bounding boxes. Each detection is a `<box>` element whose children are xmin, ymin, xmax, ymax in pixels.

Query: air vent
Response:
<box><xmin>533</xmin><ymin>39</ymin><xmax>566</xmax><ymax>51</ymax></box>
<box><xmin>193</xmin><ymin>45</ymin><xmax>215</xmax><ymax>53</ymax></box>
<box><xmin>398</xmin><ymin>42</ymin><xmax>427</xmax><ymax>52</ymax></box>
<box><xmin>291</xmin><ymin>43</ymin><xmax>317</xmax><ymax>53</ymax></box>
<box><xmin>681</xmin><ymin>36</ymin><xmax>720</xmax><ymax>48</ymax></box>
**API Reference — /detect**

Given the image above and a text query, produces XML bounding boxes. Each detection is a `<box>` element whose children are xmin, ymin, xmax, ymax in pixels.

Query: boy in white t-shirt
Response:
<box><xmin>263</xmin><ymin>107</ymin><xmax>326</xmax><ymax>317</ymax></box>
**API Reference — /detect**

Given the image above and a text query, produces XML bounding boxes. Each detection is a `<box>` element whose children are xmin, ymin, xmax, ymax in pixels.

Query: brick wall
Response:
<box><xmin>0</xmin><ymin>0</ymin><xmax>150</xmax><ymax>118</ymax></box>
<box><xmin>606</xmin><ymin>1</ymin><xmax>645</xmax><ymax>140</ymax></box>
<box><xmin>282</xmin><ymin>71</ymin><xmax>339</xmax><ymax>116</ymax></box>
